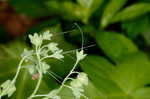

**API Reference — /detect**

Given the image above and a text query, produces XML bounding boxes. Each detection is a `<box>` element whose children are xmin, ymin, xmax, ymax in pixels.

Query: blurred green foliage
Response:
<box><xmin>1</xmin><ymin>0</ymin><xmax>150</xmax><ymax>98</ymax></box>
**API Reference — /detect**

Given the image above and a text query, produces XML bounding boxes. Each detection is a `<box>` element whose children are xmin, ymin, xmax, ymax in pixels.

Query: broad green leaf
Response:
<box><xmin>111</xmin><ymin>3</ymin><xmax>150</xmax><ymax>23</ymax></box>
<box><xmin>111</xmin><ymin>52</ymin><xmax>150</xmax><ymax>94</ymax></box>
<box><xmin>80</xmin><ymin>53</ymin><xmax>150</xmax><ymax>98</ymax></box>
<box><xmin>96</xmin><ymin>31</ymin><xmax>138</xmax><ymax>62</ymax></box>
<box><xmin>84</xmin><ymin>82</ymin><xmax>105</xmax><ymax>99</ymax></box>
<box><xmin>122</xmin><ymin>16</ymin><xmax>150</xmax><ymax>38</ymax></box>
<box><xmin>101</xmin><ymin>0</ymin><xmax>128</xmax><ymax>28</ymax></box>
<box><xmin>133</xmin><ymin>88</ymin><xmax>150</xmax><ymax>99</ymax></box>
<box><xmin>0</xmin><ymin>41</ymin><xmax>26</xmax><ymax>83</ymax></box>
<box><xmin>80</xmin><ymin>55</ymin><xmax>126</xmax><ymax>98</ymax></box>
<box><xmin>81</xmin><ymin>55</ymin><xmax>115</xmax><ymax>79</ymax></box>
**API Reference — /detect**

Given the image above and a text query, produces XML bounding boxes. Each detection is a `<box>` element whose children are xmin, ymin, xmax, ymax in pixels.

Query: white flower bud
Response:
<box><xmin>43</xmin><ymin>30</ymin><xmax>53</xmax><ymax>40</ymax></box>
<box><xmin>21</xmin><ymin>49</ymin><xmax>33</xmax><ymax>58</ymax></box>
<box><xmin>51</xmin><ymin>50</ymin><xmax>64</xmax><ymax>59</ymax></box>
<box><xmin>76</xmin><ymin>50</ymin><xmax>87</xmax><ymax>62</ymax></box>
<box><xmin>77</xmin><ymin>73</ymin><xmax>88</xmax><ymax>86</ymax></box>
<box><xmin>41</xmin><ymin>62</ymin><xmax>50</xmax><ymax>74</ymax></box>
<box><xmin>29</xmin><ymin>33</ymin><xmax>43</xmax><ymax>46</ymax></box>
<box><xmin>47</xmin><ymin>42</ymin><xmax>59</xmax><ymax>53</ymax></box>
<box><xmin>43</xmin><ymin>89</ymin><xmax>60</xmax><ymax>99</ymax></box>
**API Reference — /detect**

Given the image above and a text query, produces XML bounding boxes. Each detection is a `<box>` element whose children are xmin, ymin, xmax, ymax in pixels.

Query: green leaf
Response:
<box><xmin>81</xmin><ymin>53</ymin><xmax>150</xmax><ymax>98</ymax></box>
<box><xmin>96</xmin><ymin>31</ymin><xmax>138</xmax><ymax>62</ymax></box>
<box><xmin>88</xmin><ymin>0</ymin><xmax>104</xmax><ymax>12</ymax></box>
<box><xmin>111</xmin><ymin>52</ymin><xmax>150</xmax><ymax>95</ymax></box>
<box><xmin>0</xmin><ymin>41</ymin><xmax>26</xmax><ymax>82</ymax></box>
<box><xmin>81</xmin><ymin>55</ymin><xmax>115</xmax><ymax>79</ymax></box>
<box><xmin>111</xmin><ymin>3</ymin><xmax>150</xmax><ymax>23</ymax></box>
<box><xmin>122</xmin><ymin>16</ymin><xmax>150</xmax><ymax>38</ymax></box>
<box><xmin>80</xmin><ymin>55</ymin><xmax>126</xmax><ymax>98</ymax></box>
<box><xmin>101</xmin><ymin>0</ymin><xmax>128</xmax><ymax>28</ymax></box>
<box><xmin>133</xmin><ymin>88</ymin><xmax>150</xmax><ymax>99</ymax></box>
<box><xmin>84</xmin><ymin>82</ymin><xmax>105</xmax><ymax>99</ymax></box>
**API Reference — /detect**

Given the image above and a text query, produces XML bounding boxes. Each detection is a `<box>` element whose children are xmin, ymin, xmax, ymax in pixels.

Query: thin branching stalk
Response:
<box><xmin>58</xmin><ymin>60</ymin><xmax>79</xmax><ymax>92</ymax></box>
<box><xmin>28</xmin><ymin>46</ymin><xmax>43</xmax><ymax>99</ymax></box>
<box><xmin>12</xmin><ymin>56</ymin><xmax>27</xmax><ymax>83</ymax></box>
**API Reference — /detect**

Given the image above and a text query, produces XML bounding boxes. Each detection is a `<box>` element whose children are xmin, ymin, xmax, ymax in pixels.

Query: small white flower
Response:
<box><xmin>47</xmin><ymin>43</ymin><xmax>59</xmax><ymax>53</ymax></box>
<box><xmin>43</xmin><ymin>30</ymin><xmax>53</xmax><ymax>40</ymax></box>
<box><xmin>52</xmin><ymin>96</ymin><xmax>61</xmax><ymax>99</ymax></box>
<box><xmin>41</xmin><ymin>62</ymin><xmax>50</xmax><ymax>74</ymax></box>
<box><xmin>70</xmin><ymin>73</ymin><xmax>88</xmax><ymax>88</ymax></box>
<box><xmin>77</xmin><ymin>73</ymin><xmax>88</xmax><ymax>86</ymax></box>
<box><xmin>71</xmin><ymin>87</ymin><xmax>84</xmax><ymax>99</ymax></box>
<box><xmin>51</xmin><ymin>50</ymin><xmax>64</xmax><ymax>59</ymax></box>
<box><xmin>70</xmin><ymin>79</ymin><xmax>82</xmax><ymax>88</ymax></box>
<box><xmin>76</xmin><ymin>50</ymin><xmax>87</xmax><ymax>62</ymax></box>
<box><xmin>29</xmin><ymin>33</ymin><xmax>43</xmax><ymax>46</ymax></box>
<box><xmin>26</xmin><ymin>65</ymin><xmax>37</xmax><ymax>75</ymax></box>
<box><xmin>43</xmin><ymin>89</ymin><xmax>60</xmax><ymax>99</ymax></box>
<box><xmin>70</xmin><ymin>73</ymin><xmax>88</xmax><ymax>98</ymax></box>
<box><xmin>0</xmin><ymin>80</ymin><xmax>16</xmax><ymax>97</ymax></box>
<box><xmin>40</xmin><ymin>49</ymin><xmax>49</xmax><ymax>56</ymax></box>
<box><xmin>21</xmin><ymin>49</ymin><xmax>34</xmax><ymax>58</ymax></box>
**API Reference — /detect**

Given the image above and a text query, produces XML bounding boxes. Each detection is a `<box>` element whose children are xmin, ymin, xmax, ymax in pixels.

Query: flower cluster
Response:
<box><xmin>21</xmin><ymin>30</ymin><xmax>64</xmax><ymax>76</ymax></box>
<box><xmin>70</xmin><ymin>72</ymin><xmax>88</xmax><ymax>99</ymax></box>
<box><xmin>0</xmin><ymin>30</ymin><xmax>89</xmax><ymax>99</ymax></box>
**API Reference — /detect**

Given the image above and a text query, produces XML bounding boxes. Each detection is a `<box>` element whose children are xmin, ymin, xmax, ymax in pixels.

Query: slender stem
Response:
<box><xmin>28</xmin><ymin>46</ymin><xmax>43</xmax><ymax>99</ymax></box>
<box><xmin>40</xmin><ymin>55</ymin><xmax>53</xmax><ymax>61</ymax></box>
<box><xmin>28</xmin><ymin>73</ymin><xmax>43</xmax><ymax>99</ymax></box>
<box><xmin>58</xmin><ymin>60</ymin><xmax>79</xmax><ymax>92</ymax></box>
<box><xmin>72</xmin><ymin>71</ymin><xmax>80</xmax><ymax>74</ymax></box>
<box><xmin>12</xmin><ymin>56</ymin><xmax>26</xmax><ymax>83</ymax></box>
<box><xmin>32</xmin><ymin>94</ymin><xmax>49</xmax><ymax>98</ymax></box>
<box><xmin>63</xmin><ymin>85</ymin><xmax>72</xmax><ymax>90</ymax></box>
<box><xmin>66</xmin><ymin>78</ymin><xmax>74</xmax><ymax>81</ymax></box>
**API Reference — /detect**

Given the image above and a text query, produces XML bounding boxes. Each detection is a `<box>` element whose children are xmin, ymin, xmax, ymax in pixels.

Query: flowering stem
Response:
<box><xmin>28</xmin><ymin>46</ymin><xmax>43</xmax><ymax>99</ymax></box>
<box><xmin>57</xmin><ymin>60</ymin><xmax>79</xmax><ymax>92</ymax></box>
<box><xmin>28</xmin><ymin>73</ymin><xmax>43</xmax><ymax>99</ymax></box>
<box><xmin>12</xmin><ymin>56</ymin><xmax>26</xmax><ymax>83</ymax></box>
